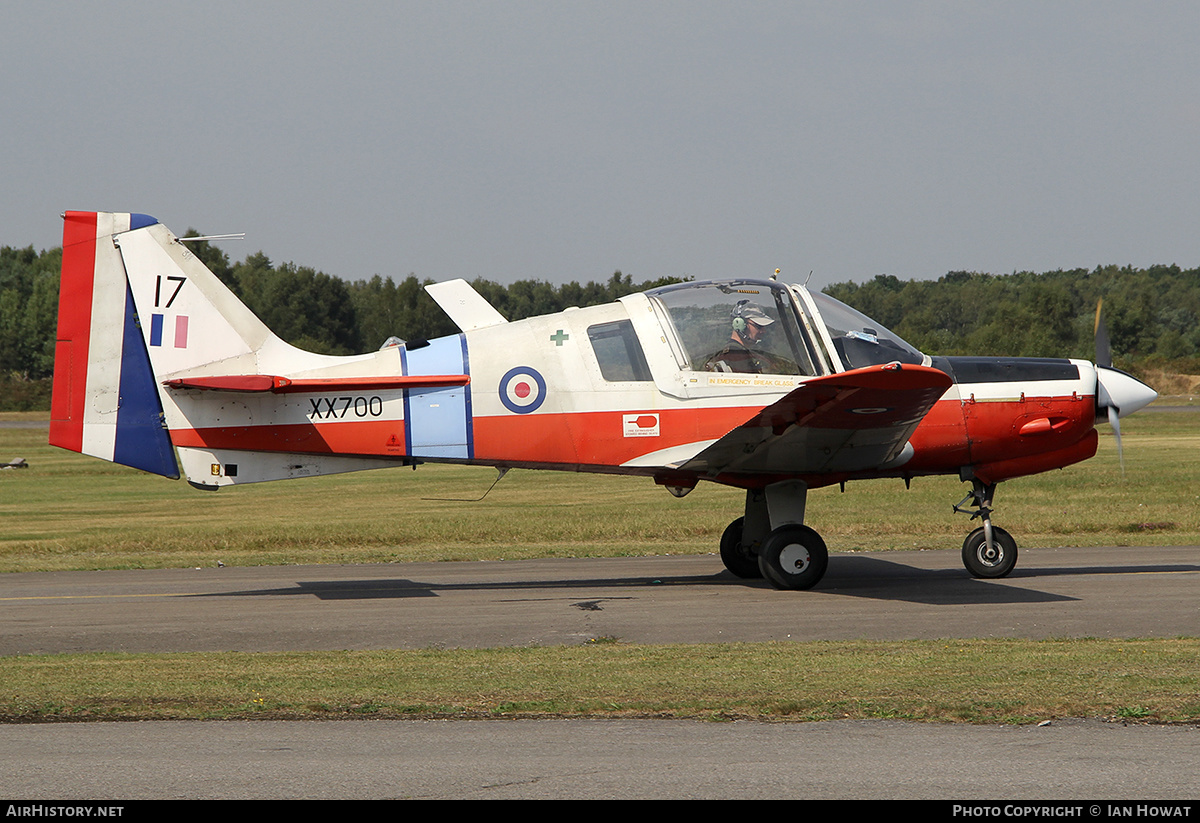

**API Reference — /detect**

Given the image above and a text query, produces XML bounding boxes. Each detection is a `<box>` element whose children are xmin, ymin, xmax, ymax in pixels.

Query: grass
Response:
<box><xmin>2</xmin><ymin>410</ymin><xmax>1199</xmax><ymax>573</ymax></box>
<box><xmin>3</xmin><ymin>639</ymin><xmax>1198</xmax><ymax>724</ymax></box>
<box><xmin>2</xmin><ymin>409</ymin><xmax>1198</xmax><ymax>725</ymax></box>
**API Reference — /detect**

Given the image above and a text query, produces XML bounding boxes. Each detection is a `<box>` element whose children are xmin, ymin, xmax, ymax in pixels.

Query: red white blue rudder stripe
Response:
<box><xmin>50</xmin><ymin>212</ymin><xmax>179</xmax><ymax>478</ymax></box>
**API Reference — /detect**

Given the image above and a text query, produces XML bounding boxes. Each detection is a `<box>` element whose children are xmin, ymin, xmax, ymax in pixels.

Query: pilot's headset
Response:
<box><xmin>731</xmin><ymin>300</ymin><xmax>774</xmax><ymax>335</ymax></box>
<box><xmin>731</xmin><ymin>300</ymin><xmax>751</xmax><ymax>333</ymax></box>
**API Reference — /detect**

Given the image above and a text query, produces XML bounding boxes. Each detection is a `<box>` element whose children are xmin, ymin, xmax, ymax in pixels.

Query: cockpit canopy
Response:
<box><xmin>645</xmin><ymin>278</ymin><xmax>925</xmax><ymax>376</ymax></box>
<box><xmin>648</xmin><ymin>280</ymin><xmax>818</xmax><ymax>375</ymax></box>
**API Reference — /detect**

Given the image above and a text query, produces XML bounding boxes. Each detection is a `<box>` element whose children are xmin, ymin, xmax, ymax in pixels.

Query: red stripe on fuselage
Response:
<box><xmin>960</xmin><ymin>393</ymin><xmax>1094</xmax><ymax>465</ymax></box>
<box><xmin>49</xmin><ymin>211</ymin><xmax>99</xmax><ymax>453</ymax></box>
<box><xmin>906</xmin><ymin>393</ymin><xmax>1095</xmax><ymax>478</ymax></box>
<box><xmin>473</xmin><ymin>407</ymin><xmax>755</xmax><ymax>466</ymax></box>
<box><xmin>171</xmin><ymin>420</ymin><xmax>410</xmax><ymax>456</ymax></box>
<box><xmin>972</xmin><ymin>428</ymin><xmax>1098</xmax><ymax>485</ymax></box>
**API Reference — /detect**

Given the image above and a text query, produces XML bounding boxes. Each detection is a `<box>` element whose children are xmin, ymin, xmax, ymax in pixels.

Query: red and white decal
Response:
<box><xmin>622</xmin><ymin>413</ymin><xmax>660</xmax><ymax>437</ymax></box>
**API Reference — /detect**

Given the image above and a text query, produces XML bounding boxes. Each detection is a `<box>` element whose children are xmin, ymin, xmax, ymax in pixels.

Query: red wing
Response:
<box><xmin>679</xmin><ymin>363</ymin><xmax>952</xmax><ymax>476</ymax></box>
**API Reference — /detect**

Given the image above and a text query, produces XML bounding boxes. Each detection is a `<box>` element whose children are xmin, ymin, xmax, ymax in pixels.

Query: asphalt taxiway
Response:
<box><xmin>3</xmin><ymin>546</ymin><xmax>1198</xmax><ymax>654</ymax></box>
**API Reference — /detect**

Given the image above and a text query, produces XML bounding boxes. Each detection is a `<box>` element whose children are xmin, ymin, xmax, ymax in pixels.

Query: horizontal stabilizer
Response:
<box><xmin>164</xmin><ymin>374</ymin><xmax>470</xmax><ymax>393</ymax></box>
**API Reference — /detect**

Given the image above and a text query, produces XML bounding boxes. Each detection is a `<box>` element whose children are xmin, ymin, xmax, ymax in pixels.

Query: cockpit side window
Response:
<box><xmin>587</xmin><ymin>319</ymin><xmax>653</xmax><ymax>382</ymax></box>
<box><xmin>646</xmin><ymin>281</ymin><xmax>818</xmax><ymax>376</ymax></box>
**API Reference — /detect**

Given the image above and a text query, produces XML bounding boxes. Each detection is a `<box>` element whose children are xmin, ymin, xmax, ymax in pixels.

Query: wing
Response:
<box><xmin>678</xmin><ymin>363</ymin><xmax>952</xmax><ymax>476</ymax></box>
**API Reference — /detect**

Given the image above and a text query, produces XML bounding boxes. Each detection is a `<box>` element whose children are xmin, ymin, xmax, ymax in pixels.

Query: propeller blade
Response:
<box><xmin>1091</xmin><ymin>302</ymin><xmax>1155</xmax><ymax>478</ymax></box>
<box><xmin>1094</xmin><ymin>299</ymin><xmax>1112</xmax><ymax>369</ymax></box>
<box><xmin>1108</xmin><ymin>403</ymin><xmax>1124</xmax><ymax>476</ymax></box>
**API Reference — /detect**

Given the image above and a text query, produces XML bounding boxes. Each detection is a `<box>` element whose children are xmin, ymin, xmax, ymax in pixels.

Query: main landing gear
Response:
<box><xmin>953</xmin><ymin>479</ymin><xmax>1018</xmax><ymax>579</ymax></box>
<box><xmin>719</xmin><ymin>480</ymin><xmax>829</xmax><ymax>591</ymax></box>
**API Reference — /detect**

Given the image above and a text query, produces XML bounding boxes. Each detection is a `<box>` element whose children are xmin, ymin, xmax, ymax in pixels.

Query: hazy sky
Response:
<box><xmin>4</xmin><ymin>2</ymin><xmax>1199</xmax><ymax>289</ymax></box>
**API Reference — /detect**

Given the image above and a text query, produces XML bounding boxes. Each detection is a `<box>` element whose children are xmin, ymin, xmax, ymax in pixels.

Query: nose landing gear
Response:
<box><xmin>954</xmin><ymin>479</ymin><xmax>1019</xmax><ymax>578</ymax></box>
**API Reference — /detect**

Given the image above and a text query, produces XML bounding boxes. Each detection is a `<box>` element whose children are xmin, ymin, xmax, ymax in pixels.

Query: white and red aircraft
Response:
<box><xmin>49</xmin><ymin>212</ymin><xmax>1157</xmax><ymax>590</ymax></box>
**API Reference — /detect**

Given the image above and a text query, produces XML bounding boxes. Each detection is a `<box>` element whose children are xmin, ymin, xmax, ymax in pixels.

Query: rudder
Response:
<box><xmin>50</xmin><ymin>212</ymin><xmax>179</xmax><ymax>478</ymax></box>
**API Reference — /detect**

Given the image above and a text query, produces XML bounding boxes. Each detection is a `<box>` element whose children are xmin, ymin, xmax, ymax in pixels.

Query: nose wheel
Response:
<box><xmin>961</xmin><ymin>525</ymin><xmax>1018</xmax><ymax>578</ymax></box>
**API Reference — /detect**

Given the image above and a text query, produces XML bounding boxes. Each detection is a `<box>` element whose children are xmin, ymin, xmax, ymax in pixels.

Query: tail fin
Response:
<box><xmin>50</xmin><ymin>211</ymin><xmax>419</xmax><ymax>487</ymax></box>
<box><xmin>50</xmin><ymin>213</ymin><xmax>179</xmax><ymax>477</ymax></box>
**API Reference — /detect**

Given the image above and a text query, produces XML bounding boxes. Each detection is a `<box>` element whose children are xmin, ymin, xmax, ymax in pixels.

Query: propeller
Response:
<box><xmin>1093</xmin><ymin>299</ymin><xmax>1157</xmax><ymax>475</ymax></box>
<box><xmin>1094</xmin><ymin>299</ymin><xmax>1111</xmax><ymax>369</ymax></box>
<box><xmin>1094</xmin><ymin>300</ymin><xmax>1122</xmax><ymax>473</ymax></box>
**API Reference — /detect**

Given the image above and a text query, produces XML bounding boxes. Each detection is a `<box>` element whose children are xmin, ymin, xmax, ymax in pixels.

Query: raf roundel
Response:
<box><xmin>499</xmin><ymin>366</ymin><xmax>547</xmax><ymax>414</ymax></box>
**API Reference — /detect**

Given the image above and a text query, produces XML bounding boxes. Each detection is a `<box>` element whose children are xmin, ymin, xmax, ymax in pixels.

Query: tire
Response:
<box><xmin>719</xmin><ymin>517</ymin><xmax>762</xmax><ymax>579</ymax></box>
<box><xmin>757</xmin><ymin>524</ymin><xmax>828</xmax><ymax>591</ymax></box>
<box><xmin>961</xmin><ymin>526</ymin><xmax>1018</xmax><ymax>578</ymax></box>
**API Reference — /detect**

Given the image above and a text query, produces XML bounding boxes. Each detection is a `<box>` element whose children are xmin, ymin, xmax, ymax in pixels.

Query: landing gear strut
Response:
<box><xmin>954</xmin><ymin>479</ymin><xmax>1019</xmax><ymax>578</ymax></box>
<box><xmin>718</xmin><ymin>481</ymin><xmax>829</xmax><ymax>590</ymax></box>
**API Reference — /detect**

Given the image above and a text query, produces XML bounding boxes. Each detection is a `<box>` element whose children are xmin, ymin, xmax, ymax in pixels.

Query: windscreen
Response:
<box><xmin>808</xmin><ymin>291</ymin><xmax>925</xmax><ymax>369</ymax></box>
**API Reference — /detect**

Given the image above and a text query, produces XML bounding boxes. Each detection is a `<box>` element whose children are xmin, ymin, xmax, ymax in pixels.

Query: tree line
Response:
<box><xmin>2</xmin><ymin>234</ymin><xmax>1195</xmax><ymax>409</ymax></box>
<box><xmin>823</xmin><ymin>265</ymin><xmax>1197</xmax><ymax>370</ymax></box>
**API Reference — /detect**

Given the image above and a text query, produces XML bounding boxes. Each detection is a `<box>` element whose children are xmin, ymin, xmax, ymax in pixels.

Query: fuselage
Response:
<box><xmin>159</xmin><ymin>277</ymin><xmax>1146</xmax><ymax>491</ymax></box>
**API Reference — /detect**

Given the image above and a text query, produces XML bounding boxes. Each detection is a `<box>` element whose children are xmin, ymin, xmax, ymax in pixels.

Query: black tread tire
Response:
<box><xmin>757</xmin><ymin>524</ymin><xmax>828</xmax><ymax>591</ymax></box>
<box><xmin>719</xmin><ymin>517</ymin><xmax>762</xmax><ymax>579</ymax></box>
<box><xmin>961</xmin><ymin>526</ymin><xmax>1018</xmax><ymax>578</ymax></box>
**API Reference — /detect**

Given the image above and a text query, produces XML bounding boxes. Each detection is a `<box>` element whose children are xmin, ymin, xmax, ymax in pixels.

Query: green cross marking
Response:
<box><xmin>550</xmin><ymin>329</ymin><xmax>570</xmax><ymax>346</ymax></box>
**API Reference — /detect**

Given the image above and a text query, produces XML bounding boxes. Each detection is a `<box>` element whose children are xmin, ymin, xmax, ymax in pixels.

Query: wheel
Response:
<box><xmin>961</xmin><ymin>526</ymin><xmax>1018</xmax><ymax>578</ymax></box>
<box><xmin>719</xmin><ymin>517</ymin><xmax>762</xmax><ymax>578</ymax></box>
<box><xmin>757</xmin><ymin>524</ymin><xmax>828</xmax><ymax>591</ymax></box>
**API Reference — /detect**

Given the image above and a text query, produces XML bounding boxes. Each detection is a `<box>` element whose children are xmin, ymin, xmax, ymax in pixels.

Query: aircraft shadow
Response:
<box><xmin>197</xmin><ymin>573</ymin><xmax>728</xmax><ymax>602</ymax></box>
<box><xmin>175</xmin><ymin>553</ymin><xmax>1200</xmax><ymax>606</ymax></box>
<box><xmin>797</xmin><ymin>555</ymin><xmax>1078</xmax><ymax>605</ymax></box>
<box><xmin>820</xmin><ymin>556</ymin><xmax>1199</xmax><ymax>605</ymax></box>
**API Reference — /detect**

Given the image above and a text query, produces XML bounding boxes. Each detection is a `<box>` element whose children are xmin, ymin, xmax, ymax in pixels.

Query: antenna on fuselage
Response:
<box><xmin>421</xmin><ymin>467</ymin><xmax>510</xmax><ymax>502</ymax></box>
<box><xmin>178</xmin><ymin>233</ymin><xmax>246</xmax><ymax>244</ymax></box>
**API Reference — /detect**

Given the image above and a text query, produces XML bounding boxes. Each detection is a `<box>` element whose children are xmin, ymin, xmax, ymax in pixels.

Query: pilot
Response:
<box><xmin>703</xmin><ymin>300</ymin><xmax>776</xmax><ymax>373</ymax></box>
